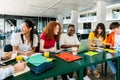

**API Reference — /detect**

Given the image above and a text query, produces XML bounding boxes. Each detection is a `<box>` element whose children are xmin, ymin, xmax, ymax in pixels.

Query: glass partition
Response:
<box><xmin>0</xmin><ymin>18</ymin><xmax>5</xmax><ymax>48</ymax></box>
<box><xmin>0</xmin><ymin>15</ymin><xmax>56</xmax><ymax>48</ymax></box>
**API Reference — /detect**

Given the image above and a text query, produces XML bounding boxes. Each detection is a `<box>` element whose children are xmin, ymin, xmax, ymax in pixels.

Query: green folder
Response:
<box><xmin>24</xmin><ymin>54</ymin><xmax>48</xmax><ymax>66</ymax></box>
<box><xmin>85</xmin><ymin>51</ymin><xmax>99</xmax><ymax>56</ymax></box>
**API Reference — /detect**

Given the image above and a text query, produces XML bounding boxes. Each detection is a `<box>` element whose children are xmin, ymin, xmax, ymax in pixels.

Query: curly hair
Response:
<box><xmin>43</xmin><ymin>21</ymin><xmax>61</xmax><ymax>41</ymax></box>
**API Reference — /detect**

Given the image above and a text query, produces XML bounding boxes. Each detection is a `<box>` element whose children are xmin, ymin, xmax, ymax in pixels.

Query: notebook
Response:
<box><xmin>24</xmin><ymin>54</ymin><xmax>48</xmax><ymax>66</ymax></box>
<box><xmin>3</xmin><ymin>53</ymin><xmax>17</xmax><ymax>63</ymax></box>
<box><xmin>85</xmin><ymin>51</ymin><xmax>99</xmax><ymax>56</ymax></box>
<box><xmin>14</xmin><ymin>66</ymin><xmax>30</xmax><ymax>77</ymax></box>
<box><xmin>31</xmin><ymin>62</ymin><xmax>53</xmax><ymax>74</ymax></box>
<box><xmin>104</xmin><ymin>49</ymin><xmax>117</xmax><ymax>53</ymax></box>
<box><xmin>78</xmin><ymin>39</ymin><xmax>90</xmax><ymax>53</ymax></box>
<box><xmin>54</xmin><ymin>52</ymin><xmax>82</xmax><ymax>62</ymax></box>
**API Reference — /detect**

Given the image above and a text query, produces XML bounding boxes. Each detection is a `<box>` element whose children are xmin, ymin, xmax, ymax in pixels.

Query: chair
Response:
<box><xmin>35</xmin><ymin>42</ymin><xmax>40</xmax><ymax>52</ymax></box>
<box><xmin>101</xmin><ymin>62</ymin><xmax>107</xmax><ymax>77</ymax></box>
<box><xmin>77</xmin><ymin>33</ymin><xmax>81</xmax><ymax>41</ymax></box>
<box><xmin>4</xmin><ymin>44</ymin><xmax>13</xmax><ymax>52</ymax></box>
<box><xmin>101</xmin><ymin>60</ymin><xmax>117</xmax><ymax>77</ymax></box>
<box><xmin>80</xmin><ymin>34</ymin><xmax>89</xmax><ymax>40</ymax></box>
<box><xmin>56</xmin><ymin>41</ymin><xmax>60</xmax><ymax>49</ymax></box>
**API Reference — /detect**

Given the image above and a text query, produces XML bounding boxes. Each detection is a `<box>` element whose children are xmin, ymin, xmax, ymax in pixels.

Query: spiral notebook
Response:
<box><xmin>54</xmin><ymin>52</ymin><xmax>82</xmax><ymax>62</ymax></box>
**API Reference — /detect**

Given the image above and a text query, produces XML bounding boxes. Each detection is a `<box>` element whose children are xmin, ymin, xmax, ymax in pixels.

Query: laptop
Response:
<box><xmin>78</xmin><ymin>39</ymin><xmax>90</xmax><ymax>53</ymax></box>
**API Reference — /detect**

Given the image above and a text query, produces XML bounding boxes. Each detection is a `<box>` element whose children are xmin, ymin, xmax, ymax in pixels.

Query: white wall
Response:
<box><xmin>78</xmin><ymin>20</ymin><xmax>120</xmax><ymax>31</ymax></box>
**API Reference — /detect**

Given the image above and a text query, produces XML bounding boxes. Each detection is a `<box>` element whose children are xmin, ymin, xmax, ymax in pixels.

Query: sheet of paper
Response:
<box><xmin>104</xmin><ymin>49</ymin><xmax>117</xmax><ymax>53</ymax></box>
<box><xmin>85</xmin><ymin>51</ymin><xmax>99</xmax><ymax>56</ymax></box>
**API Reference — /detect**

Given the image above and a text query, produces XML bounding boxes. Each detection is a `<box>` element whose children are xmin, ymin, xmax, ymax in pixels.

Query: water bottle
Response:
<box><xmin>116</xmin><ymin>45</ymin><xmax>120</xmax><ymax>56</ymax></box>
<box><xmin>117</xmin><ymin>45</ymin><xmax>120</xmax><ymax>51</ymax></box>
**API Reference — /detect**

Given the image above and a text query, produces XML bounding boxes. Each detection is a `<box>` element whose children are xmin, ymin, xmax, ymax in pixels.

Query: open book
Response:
<box><xmin>14</xmin><ymin>66</ymin><xmax>30</xmax><ymax>77</ymax></box>
<box><xmin>3</xmin><ymin>53</ymin><xmax>17</xmax><ymax>63</ymax></box>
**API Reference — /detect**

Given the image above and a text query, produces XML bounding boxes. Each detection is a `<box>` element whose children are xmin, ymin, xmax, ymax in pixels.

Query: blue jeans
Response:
<box><xmin>106</xmin><ymin>53</ymin><xmax>116</xmax><ymax>74</ymax></box>
<box><xmin>107</xmin><ymin>61</ymin><xmax>116</xmax><ymax>74</ymax></box>
<box><xmin>90</xmin><ymin>65</ymin><xmax>97</xmax><ymax>70</ymax></box>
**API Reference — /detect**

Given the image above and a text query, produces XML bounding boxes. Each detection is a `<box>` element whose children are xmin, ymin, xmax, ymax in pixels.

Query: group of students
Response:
<box><xmin>88</xmin><ymin>22</ymin><xmax>120</xmax><ymax>80</ymax></box>
<box><xmin>0</xmin><ymin>19</ymin><xmax>119</xmax><ymax>80</ymax></box>
<box><xmin>0</xmin><ymin>20</ymin><xmax>61</xmax><ymax>80</ymax></box>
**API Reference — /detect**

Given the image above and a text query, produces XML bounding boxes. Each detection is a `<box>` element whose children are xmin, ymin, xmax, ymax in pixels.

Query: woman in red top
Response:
<box><xmin>40</xmin><ymin>21</ymin><xmax>61</xmax><ymax>52</ymax></box>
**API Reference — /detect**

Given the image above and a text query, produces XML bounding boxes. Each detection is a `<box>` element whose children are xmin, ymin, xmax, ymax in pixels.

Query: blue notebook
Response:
<box><xmin>31</xmin><ymin>62</ymin><xmax>53</xmax><ymax>74</ymax></box>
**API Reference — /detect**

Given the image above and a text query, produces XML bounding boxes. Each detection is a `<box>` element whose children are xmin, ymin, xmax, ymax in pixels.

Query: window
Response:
<box><xmin>79</xmin><ymin>12</ymin><xmax>96</xmax><ymax>22</ymax></box>
<box><xmin>112</xmin><ymin>9</ymin><xmax>120</xmax><ymax>19</ymax></box>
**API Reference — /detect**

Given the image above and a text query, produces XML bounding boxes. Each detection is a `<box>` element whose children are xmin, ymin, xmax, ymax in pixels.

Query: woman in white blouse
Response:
<box><xmin>11</xmin><ymin>20</ymin><xmax>38</xmax><ymax>56</ymax></box>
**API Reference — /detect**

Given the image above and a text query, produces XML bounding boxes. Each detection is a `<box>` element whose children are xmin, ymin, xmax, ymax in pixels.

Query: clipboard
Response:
<box><xmin>54</xmin><ymin>52</ymin><xmax>82</xmax><ymax>62</ymax></box>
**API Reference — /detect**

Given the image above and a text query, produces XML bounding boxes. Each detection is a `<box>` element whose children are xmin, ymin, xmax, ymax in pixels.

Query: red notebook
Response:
<box><xmin>54</xmin><ymin>52</ymin><xmax>82</xmax><ymax>62</ymax></box>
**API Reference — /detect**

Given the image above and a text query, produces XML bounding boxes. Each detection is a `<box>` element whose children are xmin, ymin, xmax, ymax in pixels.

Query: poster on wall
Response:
<box><xmin>83</xmin><ymin>22</ymin><xmax>91</xmax><ymax>29</ymax></box>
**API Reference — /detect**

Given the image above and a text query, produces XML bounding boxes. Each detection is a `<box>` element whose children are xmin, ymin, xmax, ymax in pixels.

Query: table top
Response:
<box><xmin>5</xmin><ymin>50</ymin><xmax>119</xmax><ymax>80</ymax></box>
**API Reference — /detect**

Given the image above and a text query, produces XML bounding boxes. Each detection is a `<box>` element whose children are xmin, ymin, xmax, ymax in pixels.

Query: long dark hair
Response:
<box><xmin>21</xmin><ymin>20</ymin><xmax>35</xmax><ymax>47</ymax></box>
<box><xmin>94</xmin><ymin>23</ymin><xmax>106</xmax><ymax>40</ymax></box>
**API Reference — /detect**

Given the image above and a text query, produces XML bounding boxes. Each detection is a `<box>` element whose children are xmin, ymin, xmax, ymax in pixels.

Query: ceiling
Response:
<box><xmin>0</xmin><ymin>0</ymin><xmax>119</xmax><ymax>18</ymax></box>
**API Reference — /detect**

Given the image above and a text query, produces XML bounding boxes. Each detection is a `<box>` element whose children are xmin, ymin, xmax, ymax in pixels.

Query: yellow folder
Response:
<box><xmin>85</xmin><ymin>51</ymin><xmax>99</xmax><ymax>56</ymax></box>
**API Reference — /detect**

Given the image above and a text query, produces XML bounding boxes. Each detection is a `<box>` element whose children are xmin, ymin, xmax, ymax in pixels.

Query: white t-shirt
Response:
<box><xmin>60</xmin><ymin>33</ymin><xmax>80</xmax><ymax>47</ymax></box>
<box><xmin>114</xmin><ymin>34</ymin><xmax>120</xmax><ymax>48</ymax></box>
<box><xmin>11</xmin><ymin>33</ymin><xmax>38</xmax><ymax>52</ymax></box>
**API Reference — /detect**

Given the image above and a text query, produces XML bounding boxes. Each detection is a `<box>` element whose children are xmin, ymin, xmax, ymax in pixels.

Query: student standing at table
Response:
<box><xmin>88</xmin><ymin>23</ymin><xmax>107</xmax><ymax>78</ymax></box>
<box><xmin>0</xmin><ymin>55</ymin><xmax>27</xmax><ymax>80</ymax></box>
<box><xmin>39</xmin><ymin>21</ymin><xmax>61</xmax><ymax>52</ymax></box>
<box><xmin>11</xmin><ymin>20</ymin><xmax>38</xmax><ymax>56</ymax></box>
<box><xmin>60</xmin><ymin>24</ymin><xmax>90</xmax><ymax>80</ymax></box>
